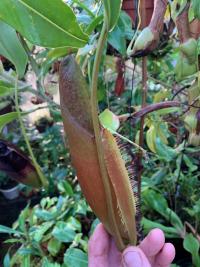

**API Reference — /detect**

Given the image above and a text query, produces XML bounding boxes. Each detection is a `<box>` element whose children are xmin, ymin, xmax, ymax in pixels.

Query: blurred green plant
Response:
<box><xmin>0</xmin><ymin>0</ymin><xmax>199</xmax><ymax>266</ymax></box>
<box><xmin>0</xmin><ymin>183</ymin><xmax>94</xmax><ymax>267</ymax></box>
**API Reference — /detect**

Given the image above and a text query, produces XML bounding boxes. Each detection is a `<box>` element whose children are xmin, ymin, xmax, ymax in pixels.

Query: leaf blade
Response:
<box><xmin>0</xmin><ymin>0</ymin><xmax>88</xmax><ymax>48</ymax></box>
<box><xmin>103</xmin><ymin>0</ymin><xmax>122</xmax><ymax>31</ymax></box>
<box><xmin>64</xmin><ymin>248</ymin><xmax>88</xmax><ymax>267</ymax></box>
<box><xmin>0</xmin><ymin>21</ymin><xmax>27</xmax><ymax>78</ymax></box>
<box><xmin>0</xmin><ymin>112</ymin><xmax>19</xmax><ymax>132</ymax></box>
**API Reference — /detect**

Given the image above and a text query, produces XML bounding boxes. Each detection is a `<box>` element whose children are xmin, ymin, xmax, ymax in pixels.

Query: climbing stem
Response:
<box><xmin>14</xmin><ymin>77</ymin><xmax>49</xmax><ymax>189</ymax></box>
<box><xmin>90</xmin><ymin>22</ymin><xmax>125</xmax><ymax>250</ymax></box>
<box><xmin>127</xmin><ymin>0</ymin><xmax>141</xmax><ymax>56</ymax></box>
<box><xmin>18</xmin><ymin>34</ymin><xmax>40</xmax><ymax>77</ymax></box>
<box><xmin>135</xmin><ymin>56</ymin><xmax>148</xmax><ymax>242</ymax></box>
<box><xmin>138</xmin><ymin>57</ymin><xmax>148</xmax><ymax>195</ymax></box>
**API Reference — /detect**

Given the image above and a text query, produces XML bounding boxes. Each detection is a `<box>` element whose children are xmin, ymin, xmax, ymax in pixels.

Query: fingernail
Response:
<box><xmin>123</xmin><ymin>251</ymin><xmax>143</xmax><ymax>267</ymax></box>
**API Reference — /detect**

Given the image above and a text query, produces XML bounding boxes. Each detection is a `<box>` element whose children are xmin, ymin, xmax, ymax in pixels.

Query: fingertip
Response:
<box><xmin>91</xmin><ymin>223</ymin><xmax>107</xmax><ymax>237</ymax></box>
<box><xmin>139</xmin><ymin>228</ymin><xmax>165</xmax><ymax>257</ymax></box>
<box><xmin>149</xmin><ymin>228</ymin><xmax>165</xmax><ymax>242</ymax></box>
<box><xmin>95</xmin><ymin>223</ymin><xmax>106</xmax><ymax>234</ymax></box>
<box><xmin>122</xmin><ymin>247</ymin><xmax>151</xmax><ymax>267</ymax></box>
<box><xmin>88</xmin><ymin>223</ymin><xmax>109</xmax><ymax>255</ymax></box>
<box><xmin>123</xmin><ymin>246</ymin><xmax>142</xmax><ymax>256</ymax></box>
<box><xmin>155</xmin><ymin>242</ymin><xmax>176</xmax><ymax>266</ymax></box>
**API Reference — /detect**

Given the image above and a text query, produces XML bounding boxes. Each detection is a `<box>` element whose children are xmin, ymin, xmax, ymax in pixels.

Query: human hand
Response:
<box><xmin>88</xmin><ymin>223</ymin><xmax>175</xmax><ymax>267</ymax></box>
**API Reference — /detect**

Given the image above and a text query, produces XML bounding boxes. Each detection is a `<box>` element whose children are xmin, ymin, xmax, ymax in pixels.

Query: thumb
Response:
<box><xmin>122</xmin><ymin>247</ymin><xmax>151</xmax><ymax>267</ymax></box>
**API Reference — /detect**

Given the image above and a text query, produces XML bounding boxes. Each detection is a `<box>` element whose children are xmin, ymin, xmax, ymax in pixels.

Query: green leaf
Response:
<box><xmin>175</xmin><ymin>39</ymin><xmax>198</xmax><ymax>81</ymax></box>
<box><xmin>108</xmin><ymin>23</ymin><xmax>126</xmax><ymax>55</ymax></box>
<box><xmin>31</xmin><ymin>222</ymin><xmax>54</xmax><ymax>242</ymax></box>
<box><xmin>99</xmin><ymin>109</ymin><xmax>120</xmax><ymax>132</ymax></box>
<box><xmin>42</xmin><ymin>258</ymin><xmax>61</xmax><ymax>267</ymax></box>
<box><xmin>57</xmin><ymin>180</ymin><xmax>73</xmax><ymax>196</ymax></box>
<box><xmin>183</xmin><ymin>234</ymin><xmax>200</xmax><ymax>267</ymax></box>
<box><xmin>108</xmin><ymin>11</ymin><xmax>134</xmax><ymax>56</ymax></box>
<box><xmin>153</xmin><ymin>107</ymin><xmax>181</xmax><ymax>116</ymax></box>
<box><xmin>155</xmin><ymin>137</ymin><xmax>177</xmax><ymax>162</ymax></box>
<box><xmin>150</xmin><ymin>168</ymin><xmax>168</xmax><ymax>186</ymax></box>
<box><xmin>0</xmin><ymin>86</ymin><xmax>14</xmax><ymax>97</ymax></box>
<box><xmin>86</xmin><ymin>14</ymin><xmax>103</xmax><ymax>34</ymax></box>
<box><xmin>3</xmin><ymin>252</ymin><xmax>10</xmax><ymax>267</ymax></box>
<box><xmin>143</xmin><ymin>190</ymin><xmax>184</xmax><ymax>233</ymax></box>
<box><xmin>0</xmin><ymin>225</ymin><xmax>23</xmax><ymax>236</ymax></box>
<box><xmin>103</xmin><ymin>0</ymin><xmax>122</xmax><ymax>31</ymax></box>
<box><xmin>47</xmin><ymin>238</ymin><xmax>61</xmax><ymax>257</ymax></box>
<box><xmin>47</xmin><ymin>47</ymin><xmax>78</xmax><ymax>60</ymax></box>
<box><xmin>22</xmin><ymin>254</ymin><xmax>30</xmax><ymax>267</ymax></box>
<box><xmin>0</xmin><ymin>0</ymin><xmax>88</xmax><ymax>48</ymax></box>
<box><xmin>66</xmin><ymin>217</ymin><xmax>81</xmax><ymax>232</ymax></box>
<box><xmin>171</xmin><ymin>0</ymin><xmax>188</xmax><ymax>20</ymax></box>
<box><xmin>18</xmin><ymin>248</ymin><xmax>39</xmax><ymax>256</ymax></box>
<box><xmin>4</xmin><ymin>238</ymin><xmax>21</xmax><ymax>244</ymax></box>
<box><xmin>192</xmin><ymin>0</ymin><xmax>200</xmax><ymax>19</ymax></box>
<box><xmin>18</xmin><ymin>204</ymin><xmax>30</xmax><ymax>232</ymax></box>
<box><xmin>74</xmin><ymin>199</ymin><xmax>88</xmax><ymax>215</ymax></box>
<box><xmin>72</xmin><ymin>0</ymin><xmax>95</xmax><ymax>18</ymax></box>
<box><xmin>120</xmin><ymin>11</ymin><xmax>134</xmax><ymax>40</ymax></box>
<box><xmin>0</xmin><ymin>112</ymin><xmax>20</xmax><ymax>132</ymax></box>
<box><xmin>183</xmin><ymin>155</ymin><xmax>198</xmax><ymax>172</ymax></box>
<box><xmin>64</xmin><ymin>248</ymin><xmax>88</xmax><ymax>267</ymax></box>
<box><xmin>52</xmin><ymin>222</ymin><xmax>76</xmax><ymax>243</ymax></box>
<box><xmin>142</xmin><ymin>218</ymin><xmax>180</xmax><ymax>238</ymax></box>
<box><xmin>0</xmin><ymin>21</ymin><xmax>27</xmax><ymax>77</ymax></box>
<box><xmin>34</xmin><ymin>209</ymin><xmax>56</xmax><ymax>221</ymax></box>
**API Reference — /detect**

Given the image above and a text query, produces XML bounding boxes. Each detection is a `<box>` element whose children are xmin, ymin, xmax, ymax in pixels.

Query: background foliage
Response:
<box><xmin>0</xmin><ymin>0</ymin><xmax>199</xmax><ymax>266</ymax></box>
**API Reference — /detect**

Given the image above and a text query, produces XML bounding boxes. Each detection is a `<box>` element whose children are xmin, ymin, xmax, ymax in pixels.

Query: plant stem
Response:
<box><xmin>14</xmin><ymin>77</ymin><xmax>49</xmax><ymax>189</ymax></box>
<box><xmin>148</xmin><ymin>75</ymin><xmax>172</xmax><ymax>89</ymax></box>
<box><xmin>18</xmin><ymin>34</ymin><xmax>56</xmax><ymax>107</ymax></box>
<box><xmin>0</xmin><ymin>71</ymin><xmax>60</xmax><ymax>109</ymax></box>
<box><xmin>18</xmin><ymin>34</ymin><xmax>40</xmax><ymax>77</ymax></box>
<box><xmin>119</xmin><ymin>101</ymin><xmax>180</xmax><ymax>122</ymax></box>
<box><xmin>72</xmin><ymin>0</ymin><xmax>95</xmax><ymax>18</ymax></box>
<box><xmin>174</xmin><ymin>140</ymin><xmax>186</xmax><ymax>212</ymax></box>
<box><xmin>136</xmin><ymin>57</ymin><xmax>148</xmax><ymax>238</ymax></box>
<box><xmin>90</xmin><ymin>22</ymin><xmax>125</xmax><ymax>250</ymax></box>
<box><xmin>176</xmin><ymin>2</ymin><xmax>191</xmax><ymax>43</ymax></box>
<box><xmin>149</xmin><ymin>0</ymin><xmax>168</xmax><ymax>32</ymax></box>
<box><xmin>171</xmin><ymin>85</ymin><xmax>190</xmax><ymax>100</ymax></box>
<box><xmin>127</xmin><ymin>0</ymin><xmax>141</xmax><ymax>56</ymax></box>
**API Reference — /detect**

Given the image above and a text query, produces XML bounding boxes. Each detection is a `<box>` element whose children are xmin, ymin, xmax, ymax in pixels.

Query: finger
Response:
<box><xmin>108</xmin><ymin>239</ymin><xmax>122</xmax><ymax>267</ymax></box>
<box><xmin>88</xmin><ymin>223</ymin><xmax>110</xmax><ymax>254</ymax></box>
<box><xmin>154</xmin><ymin>243</ymin><xmax>176</xmax><ymax>267</ymax></box>
<box><xmin>139</xmin><ymin>228</ymin><xmax>165</xmax><ymax>257</ymax></box>
<box><xmin>88</xmin><ymin>223</ymin><xmax>110</xmax><ymax>267</ymax></box>
<box><xmin>122</xmin><ymin>246</ymin><xmax>151</xmax><ymax>267</ymax></box>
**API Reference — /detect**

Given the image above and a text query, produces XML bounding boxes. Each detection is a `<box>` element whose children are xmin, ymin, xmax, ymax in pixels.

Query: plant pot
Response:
<box><xmin>122</xmin><ymin>0</ymin><xmax>154</xmax><ymax>28</ymax></box>
<box><xmin>0</xmin><ymin>185</ymin><xmax>20</xmax><ymax>200</ymax></box>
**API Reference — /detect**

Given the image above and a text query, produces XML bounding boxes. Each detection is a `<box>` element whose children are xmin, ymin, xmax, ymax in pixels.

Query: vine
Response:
<box><xmin>90</xmin><ymin>20</ymin><xmax>125</xmax><ymax>249</ymax></box>
<box><xmin>14</xmin><ymin>77</ymin><xmax>48</xmax><ymax>189</ymax></box>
